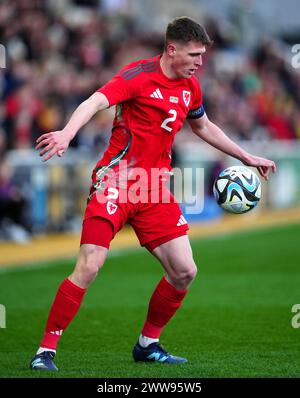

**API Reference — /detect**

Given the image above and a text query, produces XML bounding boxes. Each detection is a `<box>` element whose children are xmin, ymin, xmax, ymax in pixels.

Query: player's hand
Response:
<box><xmin>243</xmin><ymin>155</ymin><xmax>276</xmax><ymax>181</ymax></box>
<box><xmin>35</xmin><ymin>130</ymin><xmax>72</xmax><ymax>162</ymax></box>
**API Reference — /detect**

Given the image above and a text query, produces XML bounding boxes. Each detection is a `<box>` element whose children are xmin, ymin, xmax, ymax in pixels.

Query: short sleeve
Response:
<box><xmin>97</xmin><ymin>65</ymin><xmax>141</xmax><ymax>107</ymax></box>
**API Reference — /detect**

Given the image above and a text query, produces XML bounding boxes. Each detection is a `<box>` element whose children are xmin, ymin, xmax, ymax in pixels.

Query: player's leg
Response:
<box><xmin>131</xmin><ymin>194</ymin><xmax>195</xmax><ymax>363</ymax></box>
<box><xmin>30</xmin><ymin>217</ymin><xmax>112</xmax><ymax>371</ymax></box>
<box><xmin>133</xmin><ymin>235</ymin><xmax>196</xmax><ymax>363</ymax></box>
<box><xmin>68</xmin><ymin>243</ymin><xmax>108</xmax><ymax>288</ymax></box>
<box><xmin>142</xmin><ymin>234</ymin><xmax>196</xmax><ymax>337</ymax></box>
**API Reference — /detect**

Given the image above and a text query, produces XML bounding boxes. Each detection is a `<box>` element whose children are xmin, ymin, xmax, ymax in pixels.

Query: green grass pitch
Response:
<box><xmin>0</xmin><ymin>223</ymin><xmax>299</xmax><ymax>378</ymax></box>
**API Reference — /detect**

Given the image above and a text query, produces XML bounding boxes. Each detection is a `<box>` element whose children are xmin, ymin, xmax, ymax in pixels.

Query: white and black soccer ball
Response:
<box><xmin>213</xmin><ymin>166</ymin><xmax>261</xmax><ymax>214</ymax></box>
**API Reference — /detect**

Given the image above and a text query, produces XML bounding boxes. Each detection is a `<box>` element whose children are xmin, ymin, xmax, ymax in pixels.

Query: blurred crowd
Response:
<box><xmin>1</xmin><ymin>0</ymin><xmax>300</xmax><ymax>240</ymax></box>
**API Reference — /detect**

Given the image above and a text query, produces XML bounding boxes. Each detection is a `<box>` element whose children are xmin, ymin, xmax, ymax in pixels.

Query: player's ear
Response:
<box><xmin>167</xmin><ymin>43</ymin><xmax>176</xmax><ymax>57</ymax></box>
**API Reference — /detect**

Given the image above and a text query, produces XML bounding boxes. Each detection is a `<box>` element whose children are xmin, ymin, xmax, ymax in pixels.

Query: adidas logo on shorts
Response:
<box><xmin>177</xmin><ymin>215</ymin><xmax>187</xmax><ymax>226</ymax></box>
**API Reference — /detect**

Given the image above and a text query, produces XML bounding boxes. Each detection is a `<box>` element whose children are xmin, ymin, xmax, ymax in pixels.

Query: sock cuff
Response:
<box><xmin>60</xmin><ymin>278</ymin><xmax>86</xmax><ymax>300</ymax></box>
<box><xmin>40</xmin><ymin>332</ymin><xmax>61</xmax><ymax>349</ymax></box>
<box><xmin>160</xmin><ymin>276</ymin><xmax>188</xmax><ymax>302</ymax></box>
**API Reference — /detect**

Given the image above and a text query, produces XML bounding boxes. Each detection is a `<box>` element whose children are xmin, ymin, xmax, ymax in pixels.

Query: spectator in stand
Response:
<box><xmin>0</xmin><ymin>156</ymin><xmax>30</xmax><ymax>243</ymax></box>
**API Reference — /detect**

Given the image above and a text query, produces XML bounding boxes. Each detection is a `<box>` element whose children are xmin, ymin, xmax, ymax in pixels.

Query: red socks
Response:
<box><xmin>40</xmin><ymin>278</ymin><xmax>86</xmax><ymax>351</ymax></box>
<box><xmin>141</xmin><ymin>276</ymin><xmax>188</xmax><ymax>339</ymax></box>
<box><xmin>39</xmin><ymin>276</ymin><xmax>186</xmax><ymax>350</ymax></box>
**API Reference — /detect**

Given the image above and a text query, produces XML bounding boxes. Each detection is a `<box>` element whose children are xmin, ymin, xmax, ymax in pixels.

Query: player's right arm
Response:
<box><xmin>36</xmin><ymin>92</ymin><xmax>109</xmax><ymax>162</ymax></box>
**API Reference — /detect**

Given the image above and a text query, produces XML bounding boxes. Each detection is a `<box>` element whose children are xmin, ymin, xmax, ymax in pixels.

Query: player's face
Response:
<box><xmin>170</xmin><ymin>41</ymin><xmax>206</xmax><ymax>78</ymax></box>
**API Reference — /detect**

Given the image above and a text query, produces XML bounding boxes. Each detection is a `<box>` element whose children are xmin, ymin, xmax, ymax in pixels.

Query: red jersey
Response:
<box><xmin>96</xmin><ymin>54</ymin><xmax>205</xmax><ymax>184</ymax></box>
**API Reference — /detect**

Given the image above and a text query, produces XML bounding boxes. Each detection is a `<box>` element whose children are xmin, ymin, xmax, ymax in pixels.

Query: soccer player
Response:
<box><xmin>30</xmin><ymin>17</ymin><xmax>276</xmax><ymax>371</ymax></box>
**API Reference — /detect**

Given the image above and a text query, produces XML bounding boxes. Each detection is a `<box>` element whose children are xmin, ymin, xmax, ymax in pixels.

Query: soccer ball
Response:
<box><xmin>213</xmin><ymin>165</ymin><xmax>261</xmax><ymax>214</ymax></box>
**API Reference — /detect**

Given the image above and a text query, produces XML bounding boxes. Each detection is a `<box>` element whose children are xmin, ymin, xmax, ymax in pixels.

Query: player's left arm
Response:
<box><xmin>188</xmin><ymin>113</ymin><xmax>276</xmax><ymax>180</ymax></box>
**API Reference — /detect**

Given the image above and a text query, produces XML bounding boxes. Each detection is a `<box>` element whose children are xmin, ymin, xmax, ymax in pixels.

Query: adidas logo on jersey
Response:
<box><xmin>177</xmin><ymin>215</ymin><xmax>187</xmax><ymax>226</ymax></box>
<box><xmin>150</xmin><ymin>88</ymin><xmax>164</xmax><ymax>99</ymax></box>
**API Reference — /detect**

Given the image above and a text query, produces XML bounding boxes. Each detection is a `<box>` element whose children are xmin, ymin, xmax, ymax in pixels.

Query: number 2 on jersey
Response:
<box><xmin>161</xmin><ymin>109</ymin><xmax>177</xmax><ymax>132</ymax></box>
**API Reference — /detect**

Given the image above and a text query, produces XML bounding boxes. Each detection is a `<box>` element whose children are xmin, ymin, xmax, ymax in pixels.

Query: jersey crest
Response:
<box><xmin>182</xmin><ymin>90</ymin><xmax>191</xmax><ymax>107</ymax></box>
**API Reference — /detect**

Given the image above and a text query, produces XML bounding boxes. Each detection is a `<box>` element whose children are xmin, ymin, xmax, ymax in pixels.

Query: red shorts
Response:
<box><xmin>80</xmin><ymin>171</ymin><xmax>189</xmax><ymax>252</ymax></box>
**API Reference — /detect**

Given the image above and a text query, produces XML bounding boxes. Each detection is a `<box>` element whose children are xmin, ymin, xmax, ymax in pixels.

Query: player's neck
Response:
<box><xmin>160</xmin><ymin>54</ymin><xmax>178</xmax><ymax>80</ymax></box>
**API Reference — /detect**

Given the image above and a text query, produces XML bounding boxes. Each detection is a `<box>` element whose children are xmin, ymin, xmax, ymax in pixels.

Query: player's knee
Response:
<box><xmin>84</xmin><ymin>250</ymin><xmax>105</xmax><ymax>275</ymax></box>
<box><xmin>171</xmin><ymin>261</ymin><xmax>197</xmax><ymax>289</ymax></box>
<box><xmin>188</xmin><ymin>263</ymin><xmax>198</xmax><ymax>281</ymax></box>
<box><xmin>182</xmin><ymin>263</ymin><xmax>197</xmax><ymax>284</ymax></box>
<box><xmin>73</xmin><ymin>245</ymin><xmax>107</xmax><ymax>287</ymax></box>
<box><xmin>83</xmin><ymin>259</ymin><xmax>101</xmax><ymax>280</ymax></box>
